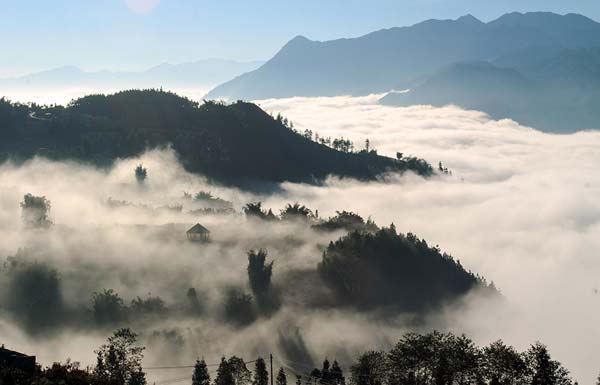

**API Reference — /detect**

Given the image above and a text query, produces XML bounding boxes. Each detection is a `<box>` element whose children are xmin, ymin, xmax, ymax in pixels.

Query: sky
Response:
<box><xmin>2</xmin><ymin>0</ymin><xmax>600</xmax><ymax>77</ymax></box>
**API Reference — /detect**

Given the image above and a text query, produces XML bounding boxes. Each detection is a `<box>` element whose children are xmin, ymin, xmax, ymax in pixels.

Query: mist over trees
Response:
<box><xmin>20</xmin><ymin>193</ymin><xmax>52</xmax><ymax>228</ymax></box>
<box><xmin>0</xmin><ymin>201</ymin><xmax>498</xmax><ymax>337</ymax></box>
<box><xmin>134</xmin><ymin>165</ymin><xmax>147</xmax><ymax>185</ymax></box>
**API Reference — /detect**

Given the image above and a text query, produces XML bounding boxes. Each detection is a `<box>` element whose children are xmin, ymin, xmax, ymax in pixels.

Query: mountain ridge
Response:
<box><xmin>205</xmin><ymin>11</ymin><xmax>600</xmax><ymax>132</ymax></box>
<box><xmin>0</xmin><ymin>59</ymin><xmax>264</xmax><ymax>91</ymax></box>
<box><xmin>0</xmin><ymin>90</ymin><xmax>433</xmax><ymax>186</ymax></box>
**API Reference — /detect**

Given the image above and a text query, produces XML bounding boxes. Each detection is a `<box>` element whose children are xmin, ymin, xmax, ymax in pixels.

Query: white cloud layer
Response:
<box><xmin>1</xmin><ymin>94</ymin><xmax>599</xmax><ymax>383</ymax></box>
<box><xmin>257</xmin><ymin>95</ymin><xmax>600</xmax><ymax>383</ymax></box>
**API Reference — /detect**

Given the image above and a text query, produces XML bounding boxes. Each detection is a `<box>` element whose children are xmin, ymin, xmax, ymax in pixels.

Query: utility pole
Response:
<box><xmin>270</xmin><ymin>354</ymin><xmax>274</xmax><ymax>385</ymax></box>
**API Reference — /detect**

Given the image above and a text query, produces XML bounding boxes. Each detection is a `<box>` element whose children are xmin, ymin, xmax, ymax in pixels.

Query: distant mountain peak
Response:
<box><xmin>289</xmin><ymin>35</ymin><xmax>311</xmax><ymax>43</ymax></box>
<box><xmin>456</xmin><ymin>14</ymin><xmax>483</xmax><ymax>25</ymax></box>
<box><xmin>284</xmin><ymin>35</ymin><xmax>313</xmax><ymax>48</ymax></box>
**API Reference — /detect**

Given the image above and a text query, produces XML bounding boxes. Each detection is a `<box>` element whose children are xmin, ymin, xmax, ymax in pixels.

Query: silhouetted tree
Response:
<box><xmin>312</xmin><ymin>211</ymin><xmax>378</xmax><ymax>233</ymax></box>
<box><xmin>247</xmin><ymin>249</ymin><xmax>273</xmax><ymax>296</ymax></box>
<box><xmin>229</xmin><ymin>356</ymin><xmax>252</xmax><ymax>385</ymax></box>
<box><xmin>193</xmin><ymin>359</ymin><xmax>211</xmax><ymax>385</ymax></box>
<box><xmin>350</xmin><ymin>351</ymin><xmax>387</xmax><ymax>385</ymax></box>
<box><xmin>93</xmin><ymin>328</ymin><xmax>146</xmax><ymax>385</ymax></box>
<box><xmin>319</xmin><ymin>359</ymin><xmax>332</xmax><ymax>385</ymax></box>
<box><xmin>276</xmin><ymin>368</ymin><xmax>287</xmax><ymax>385</ymax></box>
<box><xmin>43</xmin><ymin>360</ymin><xmax>93</xmax><ymax>385</ymax></box>
<box><xmin>525</xmin><ymin>343</ymin><xmax>573</xmax><ymax>385</ymax></box>
<box><xmin>244</xmin><ymin>202</ymin><xmax>267</xmax><ymax>220</ymax></box>
<box><xmin>280</xmin><ymin>203</ymin><xmax>312</xmax><ymax>222</ymax></box>
<box><xmin>223</xmin><ymin>288</ymin><xmax>255</xmax><ymax>326</ymax></box>
<box><xmin>20</xmin><ymin>193</ymin><xmax>52</xmax><ymax>228</ymax></box>
<box><xmin>187</xmin><ymin>287</ymin><xmax>203</xmax><ymax>315</ymax></box>
<box><xmin>215</xmin><ymin>357</ymin><xmax>235</xmax><ymax>385</ymax></box>
<box><xmin>130</xmin><ymin>295</ymin><xmax>167</xmax><ymax>318</ymax></box>
<box><xmin>92</xmin><ymin>289</ymin><xmax>127</xmax><ymax>326</ymax></box>
<box><xmin>483</xmin><ymin>340</ymin><xmax>526</xmax><ymax>385</ymax></box>
<box><xmin>330</xmin><ymin>361</ymin><xmax>345</xmax><ymax>385</ymax></box>
<box><xmin>135</xmin><ymin>165</ymin><xmax>147</xmax><ymax>185</ymax></box>
<box><xmin>253</xmin><ymin>358</ymin><xmax>269</xmax><ymax>385</ymax></box>
<box><xmin>7</xmin><ymin>262</ymin><xmax>63</xmax><ymax>332</ymax></box>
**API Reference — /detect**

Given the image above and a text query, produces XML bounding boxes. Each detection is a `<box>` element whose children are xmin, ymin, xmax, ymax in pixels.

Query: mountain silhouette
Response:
<box><xmin>0</xmin><ymin>59</ymin><xmax>263</xmax><ymax>91</ymax></box>
<box><xmin>380</xmin><ymin>47</ymin><xmax>600</xmax><ymax>132</ymax></box>
<box><xmin>205</xmin><ymin>12</ymin><xmax>600</xmax><ymax>102</ymax></box>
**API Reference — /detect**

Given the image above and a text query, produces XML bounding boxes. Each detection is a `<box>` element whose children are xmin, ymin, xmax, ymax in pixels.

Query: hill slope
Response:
<box><xmin>0</xmin><ymin>90</ymin><xmax>432</xmax><ymax>185</ymax></box>
<box><xmin>380</xmin><ymin>47</ymin><xmax>600</xmax><ymax>132</ymax></box>
<box><xmin>205</xmin><ymin>12</ymin><xmax>600</xmax><ymax>101</ymax></box>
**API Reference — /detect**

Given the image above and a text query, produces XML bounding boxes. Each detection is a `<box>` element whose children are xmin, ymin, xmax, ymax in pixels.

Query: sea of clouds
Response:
<box><xmin>1</xmin><ymin>94</ymin><xmax>599</xmax><ymax>383</ymax></box>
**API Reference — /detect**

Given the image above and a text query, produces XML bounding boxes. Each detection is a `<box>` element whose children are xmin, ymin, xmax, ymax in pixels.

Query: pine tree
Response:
<box><xmin>330</xmin><ymin>361</ymin><xmax>345</xmax><ymax>385</ymax></box>
<box><xmin>320</xmin><ymin>359</ymin><xmax>331</xmax><ymax>385</ymax></box>
<box><xmin>215</xmin><ymin>357</ymin><xmax>235</xmax><ymax>385</ymax></box>
<box><xmin>253</xmin><ymin>358</ymin><xmax>269</xmax><ymax>385</ymax></box>
<box><xmin>193</xmin><ymin>359</ymin><xmax>211</xmax><ymax>385</ymax></box>
<box><xmin>276</xmin><ymin>368</ymin><xmax>287</xmax><ymax>385</ymax></box>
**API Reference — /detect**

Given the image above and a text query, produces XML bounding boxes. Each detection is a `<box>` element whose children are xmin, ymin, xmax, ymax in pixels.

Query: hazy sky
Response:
<box><xmin>2</xmin><ymin>0</ymin><xmax>600</xmax><ymax>77</ymax></box>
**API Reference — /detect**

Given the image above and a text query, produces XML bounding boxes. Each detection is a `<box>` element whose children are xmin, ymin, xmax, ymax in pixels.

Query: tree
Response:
<box><xmin>482</xmin><ymin>340</ymin><xmax>526</xmax><ymax>385</ymax></box>
<box><xmin>128</xmin><ymin>368</ymin><xmax>147</xmax><ymax>385</ymax></box>
<box><xmin>93</xmin><ymin>328</ymin><xmax>146</xmax><ymax>385</ymax></box>
<box><xmin>331</xmin><ymin>361</ymin><xmax>345</xmax><ymax>385</ymax></box>
<box><xmin>187</xmin><ymin>288</ymin><xmax>203</xmax><ymax>315</ymax></box>
<box><xmin>253</xmin><ymin>358</ymin><xmax>269</xmax><ymax>385</ymax></box>
<box><xmin>193</xmin><ymin>359</ymin><xmax>211</xmax><ymax>385</ymax></box>
<box><xmin>223</xmin><ymin>288</ymin><xmax>255</xmax><ymax>326</ymax></box>
<box><xmin>276</xmin><ymin>368</ymin><xmax>287</xmax><ymax>385</ymax></box>
<box><xmin>7</xmin><ymin>261</ymin><xmax>64</xmax><ymax>332</ymax></box>
<box><xmin>92</xmin><ymin>289</ymin><xmax>127</xmax><ymax>325</ymax></box>
<box><xmin>247</xmin><ymin>249</ymin><xmax>273</xmax><ymax>296</ymax></box>
<box><xmin>215</xmin><ymin>357</ymin><xmax>235</xmax><ymax>385</ymax></box>
<box><xmin>20</xmin><ymin>193</ymin><xmax>52</xmax><ymax>228</ymax></box>
<box><xmin>43</xmin><ymin>360</ymin><xmax>93</xmax><ymax>385</ymax></box>
<box><xmin>244</xmin><ymin>202</ymin><xmax>267</xmax><ymax>220</ymax></box>
<box><xmin>280</xmin><ymin>203</ymin><xmax>312</xmax><ymax>222</ymax></box>
<box><xmin>229</xmin><ymin>356</ymin><xmax>252</xmax><ymax>385</ymax></box>
<box><xmin>135</xmin><ymin>165</ymin><xmax>147</xmax><ymax>184</ymax></box>
<box><xmin>525</xmin><ymin>343</ymin><xmax>573</xmax><ymax>385</ymax></box>
<box><xmin>320</xmin><ymin>359</ymin><xmax>332</xmax><ymax>385</ymax></box>
<box><xmin>350</xmin><ymin>351</ymin><xmax>387</xmax><ymax>385</ymax></box>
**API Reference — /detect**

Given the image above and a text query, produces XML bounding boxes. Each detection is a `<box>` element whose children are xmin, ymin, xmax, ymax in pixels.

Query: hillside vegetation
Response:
<box><xmin>0</xmin><ymin>90</ymin><xmax>432</xmax><ymax>185</ymax></box>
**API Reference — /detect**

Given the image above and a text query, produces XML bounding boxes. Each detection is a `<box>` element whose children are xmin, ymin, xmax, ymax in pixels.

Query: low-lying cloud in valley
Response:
<box><xmin>1</xmin><ymin>94</ymin><xmax>599</xmax><ymax>383</ymax></box>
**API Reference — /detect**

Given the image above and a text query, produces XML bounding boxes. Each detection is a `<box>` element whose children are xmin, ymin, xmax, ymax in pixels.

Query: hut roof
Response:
<box><xmin>187</xmin><ymin>223</ymin><xmax>210</xmax><ymax>234</ymax></box>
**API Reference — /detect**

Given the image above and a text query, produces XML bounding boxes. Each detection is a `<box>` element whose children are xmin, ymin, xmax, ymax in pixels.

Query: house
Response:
<box><xmin>186</xmin><ymin>223</ymin><xmax>210</xmax><ymax>242</ymax></box>
<box><xmin>0</xmin><ymin>345</ymin><xmax>36</xmax><ymax>373</ymax></box>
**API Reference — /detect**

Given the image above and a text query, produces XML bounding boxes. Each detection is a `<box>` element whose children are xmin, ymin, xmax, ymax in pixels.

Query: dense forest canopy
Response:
<box><xmin>319</xmin><ymin>227</ymin><xmax>493</xmax><ymax>311</ymax></box>
<box><xmin>0</xmin><ymin>90</ymin><xmax>432</xmax><ymax>186</ymax></box>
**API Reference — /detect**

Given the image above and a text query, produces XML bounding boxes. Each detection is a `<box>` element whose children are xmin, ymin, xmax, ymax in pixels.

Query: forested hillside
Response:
<box><xmin>0</xmin><ymin>90</ymin><xmax>432</xmax><ymax>186</ymax></box>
